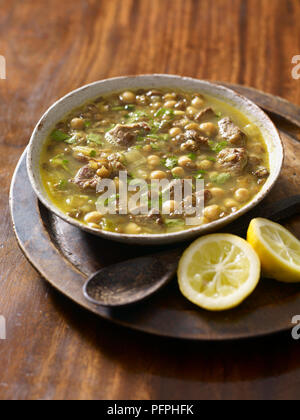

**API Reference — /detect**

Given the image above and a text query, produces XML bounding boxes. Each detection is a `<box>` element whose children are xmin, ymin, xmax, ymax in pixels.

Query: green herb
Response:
<box><xmin>208</xmin><ymin>140</ymin><xmax>228</xmax><ymax>153</ymax></box>
<box><xmin>136</xmin><ymin>136</ymin><xmax>145</xmax><ymax>142</ymax></box>
<box><xmin>125</xmin><ymin>104</ymin><xmax>135</xmax><ymax>111</ymax></box>
<box><xmin>89</xmin><ymin>150</ymin><xmax>97</xmax><ymax>157</ymax></box>
<box><xmin>188</xmin><ymin>153</ymin><xmax>197</xmax><ymax>161</ymax></box>
<box><xmin>104</xmin><ymin>194</ymin><xmax>120</xmax><ymax>206</ymax></box>
<box><xmin>215</xmin><ymin>111</ymin><xmax>222</xmax><ymax>118</ymax></box>
<box><xmin>150</xmin><ymin>143</ymin><xmax>160</xmax><ymax>150</ymax></box>
<box><xmin>84</xmin><ymin>121</ymin><xmax>92</xmax><ymax>128</ymax></box>
<box><xmin>50</xmin><ymin>130</ymin><xmax>70</xmax><ymax>142</ymax></box>
<box><xmin>64</xmin><ymin>134</ymin><xmax>78</xmax><ymax>144</ymax></box>
<box><xmin>163</xmin><ymin>157</ymin><xmax>178</xmax><ymax>169</ymax></box>
<box><xmin>154</xmin><ymin>108</ymin><xmax>175</xmax><ymax>118</ymax></box>
<box><xmin>193</xmin><ymin>169</ymin><xmax>206</xmax><ymax>180</ymax></box>
<box><xmin>87</xmin><ymin>133</ymin><xmax>103</xmax><ymax>145</ymax></box>
<box><xmin>211</xmin><ymin>173</ymin><xmax>231</xmax><ymax>185</ymax></box>
<box><xmin>207</xmin><ymin>156</ymin><xmax>216</xmax><ymax>162</ymax></box>
<box><xmin>50</xmin><ymin>154</ymin><xmax>70</xmax><ymax>172</ymax></box>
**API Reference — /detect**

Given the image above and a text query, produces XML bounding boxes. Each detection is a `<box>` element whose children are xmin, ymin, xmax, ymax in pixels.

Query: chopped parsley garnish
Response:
<box><xmin>188</xmin><ymin>153</ymin><xmax>197</xmax><ymax>161</ymax></box>
<box><xmin>208</xmin><ymin>140</ymin><xmax>228</xmax><ymax>153</ymax></box>
<box><xmin>125</xmin><ymin>104</ymin><xmax>135</xmax><ymax>111</ymax></box>
<box><xmin>57</xmin><ymin>179</ymin><xmax>68</xmax><ymax>190</ymax></box>
<box><xmin>87</xmin><ymin>133</ymin><xmax>103</xmax><ymax>145</ymax></box>
<box><xmin>64</xmin><ymin>134</ymin><xmax>78</xmax><ymax>144</ymax></box>
<box><xmin>211</xmin><ymin>173</ymin><xmax>231</xmax><ymax>185</ymax></box>
<box><xmin>89</xmin><ymin>150</ymin><xmax>97</xmax><ymax>157</ymax></box>
<box><xmin>84</xmin><ymin>121</ymin><xmax>92</xmax><ymax>128</ymax></box>
<box><xmin>154</xmin><ymin>108</ymin><xmax>175</xmax><ymax>118</ymax></box>
<box><xmin>193</xmin><ymin>169</ymin><xmax>206</xmax><ymax>180</ymax></box>
<box><xmin>111</xmin><ymin>106</ymin><xmax>125</xmax><ymax>111</ymax></box>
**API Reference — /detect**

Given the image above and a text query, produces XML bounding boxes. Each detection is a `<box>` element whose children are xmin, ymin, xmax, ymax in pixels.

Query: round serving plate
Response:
<box><xmin>10</xmin><ymin>83</ymin><xmax>300</xmax><ymax>341</ymax></box>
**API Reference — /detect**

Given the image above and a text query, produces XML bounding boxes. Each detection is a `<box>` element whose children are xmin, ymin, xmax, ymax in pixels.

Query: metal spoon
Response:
<box><xmin>83</xmin><ymin>195</ymin><xmax>300</xmax><ymax>307</ymax></box>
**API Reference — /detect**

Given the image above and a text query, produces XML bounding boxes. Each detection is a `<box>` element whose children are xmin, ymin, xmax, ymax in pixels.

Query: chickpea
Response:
<box><xmin>150</xmin><ymin>102</ymin><xmax>162</xmax><ymax>110</ymax></box>
<box><xmin>199</xmin><ymin>122</ymin><xmax>218</xmax><ymax>137</ymax></box>
<box><xmin>178</xmin><ymin>156</ymin><xmax>194</xmax><ymax>168</ymax></box>
<box><xmin>147</xmin><ymin>155</ymin><xmax>161</xmax><ymax>167</ymax></box>
<box><xmin>120</xmin><ymin>91</ymin><xmax>136</xmax><ymax>103</ymax></box>
<box><xmin>197</xmin><ymin>159</ymin><xmax>213</xmax><ymax>170</ymax></box>
<box><xmin>171</xmin><ymin>166</ymin><xmax>185</xmax><ymax>178</ymax></box>
<box><xmin>164</xmin><ymin>100</ymin><xmax>177</xmax><ymax>109</ymax></box>
<box><xmin>186</xmin><ymin>106</ymin><xmax>198</xmax><ymax>118</ymax></box>
<box><xmin>204</xmin><ymin>205</ymin><xmax>222</xmax><ymax>221</ymax></box>
<box><xmin>150</xmin><ymin>170</ymin><xmax>168</xmax><ymax>180</ymax></box>
<box><xmin>169</xmin><ymin>127</ymin><xmax>182</xmax><ymax>137</ymax></box>
<box><xmin>234</xmin><ymin>188</ymin><xmax>250</xmax><ymax>203</ymax></box>
<box><xmin>124</xmin><ymin>222</ymin><xmax>142</xmax><ymax>235</ymax></box>
<box><xmin>84</xmin><ymin>211</ymin><xmax>103</xmax><ymax>224</ymax></box>
<box><xmin>136</xmin><ymin>95</ymin><xmax>148</xmax><ymax>105</ymax></box>
<box><xmin>143</xmin><ymin>145</ymin><xmax>152</xmax><ymax>153</ymax></box>
<box><xmin>224</xmin><ymin>198</ymin><xmax>239</xmax><ymax>209</ymax></box>
<box><xmin>70</xmin><ymin>118</ymin><xmax>85</xmax><ymax>130</ymax></box>
<box><xmin>162</xmin><ymin>200</ymin><xmax>180</xmax><ymax>214</ymax></box>
<box><xmin>191</xmin><ymin>96</ymin><xmax>204</xmax><ymax>108</ymax></box>
<box><xmin>210</xmin><ymin>188</ymin><xmax>226</xmax><ymax>199</ymax></box>
<box><xmin>185</xmin><ymin>122</ymin><xmax>200</xmax><ymax>131</ymax></box>
<box><xmin>97</xmin><ymin>166</ymin><xmax>111</xmax><ymax>178</ymax></box>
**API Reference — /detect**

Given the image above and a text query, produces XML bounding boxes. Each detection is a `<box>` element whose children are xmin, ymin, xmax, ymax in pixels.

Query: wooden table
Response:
<box><xmin>1</xmin><ymin>0</ymin><xmax>300</xmax><ymax>400</ymax></box>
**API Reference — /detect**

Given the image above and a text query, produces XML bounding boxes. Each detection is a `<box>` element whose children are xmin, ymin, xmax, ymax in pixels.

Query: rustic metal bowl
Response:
<box><xmin>27</xmin><ymin>75</ymin><xmax>283</xmax><ymax>245</ymax></box>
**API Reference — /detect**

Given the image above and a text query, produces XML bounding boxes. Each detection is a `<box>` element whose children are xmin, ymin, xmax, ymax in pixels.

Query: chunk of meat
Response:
<box><xmin>194</xmin><ymin>107</ymin><xmax>216</xmax><ymax>122</ymax></box>
<box><xmin>175</xmin><ymin>130</ymin><xmax>209</xmax><ymax>152</ymax></box>
<box><xmin>131</xmin><ymin>210</ymin><xmax>164</xmax><ymax>226</ymax></box>
<box><xmin>105</xmin><ymin>122</ymin><xmax>150</xmax><ymax>147</ymax></box>
<box><xmin>70</xmin><ymin>165</ymin><xmax>99</xmax><ymax>190</ymax></box>
<box><xmin>216</xmin><ymin>148</ymin><xmax>248</xmax><ymax>174</ymax></box>
<box><xmin>218</xmin><ymin>118</ymin><xmax>246</xmax><ymax>145</ymax></box>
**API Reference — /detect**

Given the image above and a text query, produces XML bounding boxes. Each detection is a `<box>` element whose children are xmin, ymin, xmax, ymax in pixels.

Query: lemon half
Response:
<box><xmin>178</xmin><ymin>234</ymin><xmax>261</xmax><ymax>311</ymax></box>
<box><xmin>247</xmin><ymin>218</ymin><xmax>300</xmax><ymax>283</ymax></box>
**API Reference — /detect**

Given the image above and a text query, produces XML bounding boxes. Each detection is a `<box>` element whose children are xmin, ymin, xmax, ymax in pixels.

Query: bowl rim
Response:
<box><xmin>27</xmin><ymin>74</ymin><xmax>284</xmax><ymax>244</ymax></box>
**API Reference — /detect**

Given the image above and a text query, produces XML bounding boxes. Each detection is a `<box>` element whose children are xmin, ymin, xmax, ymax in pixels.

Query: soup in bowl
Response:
<box><xmin>27</xmin><ymin>76</ymin><xmax>283</xmax><ymax>245</ymax></box>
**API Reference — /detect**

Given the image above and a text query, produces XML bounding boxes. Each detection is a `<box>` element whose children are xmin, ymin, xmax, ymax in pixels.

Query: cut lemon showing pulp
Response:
<box><xmin>247</xmin><ymin>218</ymin><xmax>300</xmax><ymax>283</ymax></box>
<box><xmin>178</xmin><ymin>234</ymin><xmax>261</xmax><ymax>311</ymax></box>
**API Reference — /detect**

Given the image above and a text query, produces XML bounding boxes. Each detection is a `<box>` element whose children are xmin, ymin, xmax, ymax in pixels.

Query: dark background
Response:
<box><xmin>0</xmin><ymin>0</ymin><xmax>300</xmax><ymax>400</ymax></box>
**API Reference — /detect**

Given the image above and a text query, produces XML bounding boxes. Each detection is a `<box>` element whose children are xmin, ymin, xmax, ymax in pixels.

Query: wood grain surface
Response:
<box><xmin>1</xmin><ymin>0</ymin><xmax>300</xmax><ymax>400</ymax></box>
